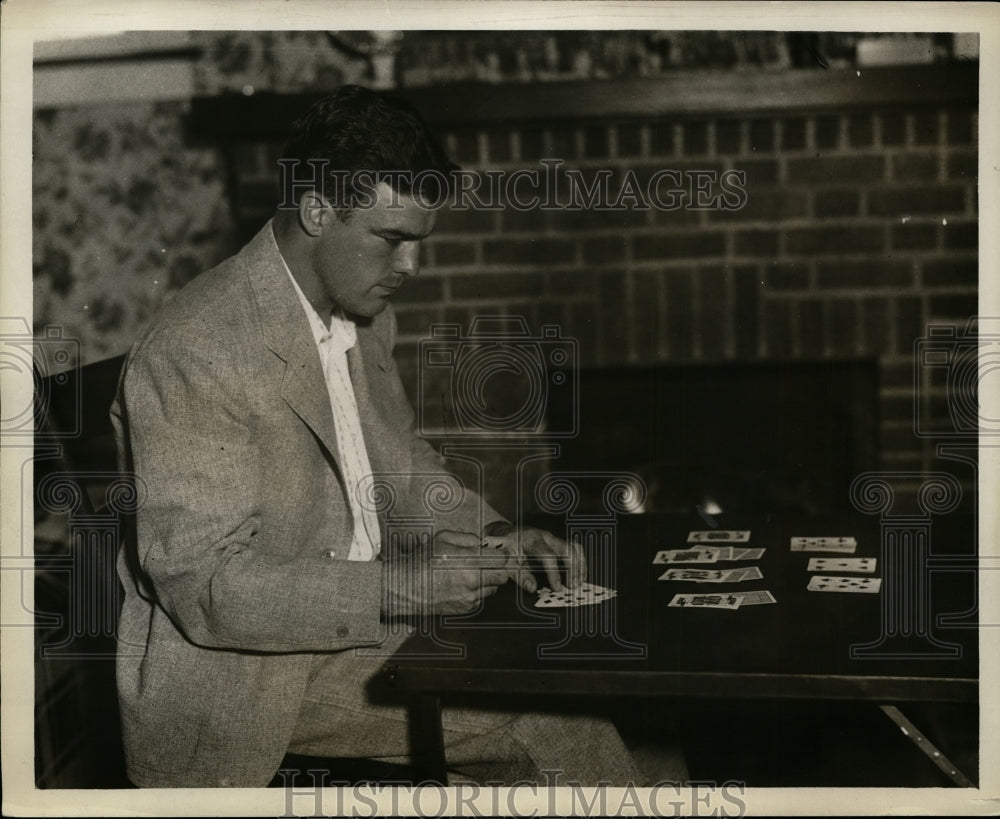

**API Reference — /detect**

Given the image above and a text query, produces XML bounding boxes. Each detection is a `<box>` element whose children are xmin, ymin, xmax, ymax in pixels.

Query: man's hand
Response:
<box><xmin>483</xmin><ymin>522</ymin><xmax>586</xmax><ymax>593</ymax></box>
<box><xmin>382</xmin><ymin>530</ymin><xmax>511</xmax><ymax>617</ymax></box>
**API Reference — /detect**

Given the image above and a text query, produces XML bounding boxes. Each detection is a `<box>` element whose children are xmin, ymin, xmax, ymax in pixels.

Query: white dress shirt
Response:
<box><xmin>277</xmin><ymin>246</ymin><xmax>381</xmax><ymax>562</ymax></box>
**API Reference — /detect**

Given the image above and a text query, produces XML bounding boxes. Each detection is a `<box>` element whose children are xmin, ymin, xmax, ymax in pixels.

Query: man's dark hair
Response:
<box><xmin>280</xmin><ymin>84</ymin><xmax>457</xmax><ymax>213</ymax></box>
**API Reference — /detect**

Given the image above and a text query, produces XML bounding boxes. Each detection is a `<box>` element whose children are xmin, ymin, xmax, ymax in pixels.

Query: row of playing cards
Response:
<box><xmin>799</xmin><ymin>537</ymin><xmax>881</xmax><ymax>593</ymax></box>
<box><xmin>658</xmin><ymin>566</ymin><xmax>763</xmax><ymax>583</ymax></box>
<box><xmin>807</xmin><ymin>557</ymin><xmax>875</xmax><ymax>573</ymax></box>
<box><xmin>534</xmin><ymin>582</ymin><xmax>617</xmax><ymax>608</ymax></box>
<box><xmin>654</xmin><ymin>546</ymin><xmax>765</xmax><ymax>564</ymax></box>
<box><xmin>687</xmin><ymin>530</ymin><xmax>750</xmax><ymax>543</ymax></box>
<box><xmin>790</xmin><ymin>536</ymin><xmax>857</xmax><ymax>553</ymax></box>
<box><xmin>668</xmin><ymin>590</ymin><xmax>776</xmax><ymax>609</ymax></box>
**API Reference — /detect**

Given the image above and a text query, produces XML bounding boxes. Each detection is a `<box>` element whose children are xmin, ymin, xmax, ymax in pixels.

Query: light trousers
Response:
<box><xmin>286</xmin><ymin>628</ymin><xmax>646</xmax><ymax>786</ymax></box>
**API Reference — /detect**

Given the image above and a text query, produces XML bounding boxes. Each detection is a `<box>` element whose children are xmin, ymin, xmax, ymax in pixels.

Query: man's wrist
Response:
<box><xmin>483</xmin><ymin>520</ymin><xmax>515</xmax><ymax>537</ymax></box>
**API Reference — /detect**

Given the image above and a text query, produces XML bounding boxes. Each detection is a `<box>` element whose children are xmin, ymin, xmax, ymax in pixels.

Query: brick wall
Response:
<box><xmin>230</xmin><ymin>100</ymin><xmax>978</xmax><ymax>510</ymax></box>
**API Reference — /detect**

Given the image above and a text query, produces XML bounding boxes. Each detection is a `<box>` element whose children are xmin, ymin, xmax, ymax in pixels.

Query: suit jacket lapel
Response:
<box><xmin>348</xmin><ymin>324</ymin><xmax>397</xmax><ymax>477</ymax></box>
<box><xmin>242</xmin><ymin>222</ymin><xmax>342</xmax><ymax>466</ymax></box>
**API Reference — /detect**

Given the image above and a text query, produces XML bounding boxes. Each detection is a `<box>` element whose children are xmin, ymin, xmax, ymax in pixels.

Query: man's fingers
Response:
<box><xmin>433</xmin><ymin>527</ymin><xmax>586</xmax><ymax>598</ymax></box>
<box><xmin>434</xmin><ymin>529</ymin><xmax>482</xmax><ymax>552</ymax></box>
<box><xmin>433</xmin><ymin>542</ymin><xmax>508</xmax><ymax>570</ymax></box>
<box><xmin>512</xmin><ymin>569</ymin><xmax>537</xmax><ymax>594</ymax></box>
<box><xmin>537</xmin><ymin>531</ymin><xmax>586</xmax><ymax>589</ymax></box>
<box><xmin>480</xmin><ymin>568</ymin><xmax>510</xmax><ymax>588</ymax></box>
<box><xmin>495</xmin><ymin>542</ymin><xmax>525</xmax><ymax>566</ymax></box>
<box><xmin>538</xmin><ymin>554</ymin><xmax>564</xmax><ymax>592</ymax></box>
<box><xmin>565</xmin><ymin>537</ymin><xmax>587</xmax><ymax>588</ymax></box>
<box><xmin>475</xmin><ymin>548</ymin><xmax>511</xmax><ymax>570</ymax></box>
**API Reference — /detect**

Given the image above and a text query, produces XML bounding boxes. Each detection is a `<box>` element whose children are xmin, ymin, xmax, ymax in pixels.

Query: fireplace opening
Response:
<box><xmin>541</xmin><ymin>360</ymin><xmax>879</xmax><ymax>516</ymax></box>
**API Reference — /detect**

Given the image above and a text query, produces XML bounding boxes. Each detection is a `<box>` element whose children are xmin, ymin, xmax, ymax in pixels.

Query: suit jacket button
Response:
<box><xmin>323</xmin><ymin>550</ymin><xmax>336</xmax><ymax>559</ymax></box>
<box><xmin>336</xmin><ymin>626</ymin><xmax>349</xmax><ymax>637</ymax></box>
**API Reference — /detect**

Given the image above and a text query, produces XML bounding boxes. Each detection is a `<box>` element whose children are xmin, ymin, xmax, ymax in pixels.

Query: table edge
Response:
<box><xmin>381</xmin><ymin>666</ymin><xmax>978</xmax><ymax>703</ymax></box>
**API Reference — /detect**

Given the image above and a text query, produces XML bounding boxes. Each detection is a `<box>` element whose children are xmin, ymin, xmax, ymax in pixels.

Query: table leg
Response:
<box><xmin>878</xmin><ymin>704</ymin><xmax>974</xmax><ymax>787</ymax></box>
<box><xmin>412</xmin><ymin>693</ymin><xmax>448</xmax><ymax>784</ymax></box>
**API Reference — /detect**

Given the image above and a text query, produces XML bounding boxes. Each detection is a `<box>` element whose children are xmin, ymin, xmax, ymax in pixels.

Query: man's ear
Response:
<box><xmin>298</xmin><ymin>190</ymin><xmax>330</xmax><ymax>237</ymax></box>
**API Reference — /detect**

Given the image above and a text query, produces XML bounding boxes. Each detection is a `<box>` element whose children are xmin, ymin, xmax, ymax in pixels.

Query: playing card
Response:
<box><xmin>807</xmin><ymin>557</ymin><xmax>876</xmax><ymax>573</ymax></box>
<box><xmin>728</xmin><ymin>566</ymin><xmax>764</xmax><ymax>583</ymax></box>
<box><xmin>659</xmin><ymin>568</ymin><xmax>721</xmax><ymax>581</ymax></box>
<box><xmin>687</xmin><ymin>530</ymin><xmax>751</xmax><ymax>543</ymax></box>
<box><xmin>564</xmin><ymin>583</ymin><xmax>616</xmax><ymax>606</ymax></box>
<box><xmin>732</xmin><ymin>547</ymin><xmax>765</xmax><ymax>561</ymax></box>
<box><xmin>658</xmin><ymin>566</ymin><xmax>763</xmax><ymax>583</ymax></box>
<box><xmin>535</xmin><ymin>588</ymin><xmax>574</xmax><ymax>607</ymax></box>
<box><xmin>790</xmin><ymin>536</ymin><xmax>857</xmax><ymax>553</ymax></box>
<box><xmin>731</xmin><ymin>589</ymin><xmax>776</xmax><ymax>605</ymax></box>
<box><xmin>534</xmin><ymin>582</ymin><xmax>617</xmax><ymax>608</ymax></box>
<box><xmin>807</xmin><ymin>575</ymin><xmax>882</xmax><ymax>593</ymax></box>
<box><xmin>653</xmin><ymin>548</ymin><xmax>719</xmax><ymax>564</ymax></box>
<box><xmin>668</xmin><ymin>593</ymin><xmax>741</xmax><ymax>609</ymax></box>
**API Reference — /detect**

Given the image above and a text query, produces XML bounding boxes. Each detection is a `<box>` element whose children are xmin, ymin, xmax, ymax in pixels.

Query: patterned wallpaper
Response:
<box><xmin>32</xmin><ymin>101</ymin><xmax>236</xmax><ymax>368</ymax></box>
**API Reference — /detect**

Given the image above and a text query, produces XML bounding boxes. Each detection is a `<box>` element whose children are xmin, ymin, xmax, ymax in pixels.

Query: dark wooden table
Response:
<box><xmin>382</xmin><ymin>512</ymin><xmax>978</xmax><ymax>785</ymax></box>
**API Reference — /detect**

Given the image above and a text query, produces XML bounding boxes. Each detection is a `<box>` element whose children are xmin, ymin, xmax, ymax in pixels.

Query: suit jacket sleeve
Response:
<box><xmin>116</xmin><ymin>330</ymin><xmax>385</xmax><ymax>653</ymax></box>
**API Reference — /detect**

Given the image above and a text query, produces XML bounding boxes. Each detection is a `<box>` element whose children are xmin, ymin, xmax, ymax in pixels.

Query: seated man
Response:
<box><xmin>111</xmin><ymin>85</ymin><xmax>643</xmax><ymax>787</ymax></box>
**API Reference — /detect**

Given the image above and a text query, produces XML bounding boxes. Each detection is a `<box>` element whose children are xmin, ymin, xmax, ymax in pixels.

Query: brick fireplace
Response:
<box><xmin>190</xmin><ymin>63</ymin><xmax>978</xmax><ymax>515</ymax></box>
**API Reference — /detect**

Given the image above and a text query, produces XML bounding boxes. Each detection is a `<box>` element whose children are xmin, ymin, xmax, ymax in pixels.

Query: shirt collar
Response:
<box><xmin>271</xmin><ymin>224</ymin><xmax>356</xmax><ymax>353</ymax></box>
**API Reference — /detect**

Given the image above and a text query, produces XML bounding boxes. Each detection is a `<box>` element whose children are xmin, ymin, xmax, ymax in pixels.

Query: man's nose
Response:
<box><xmin>395</xmin><ymin>241</ymin><xmax>421</xmax><ymax>277</ymax></box>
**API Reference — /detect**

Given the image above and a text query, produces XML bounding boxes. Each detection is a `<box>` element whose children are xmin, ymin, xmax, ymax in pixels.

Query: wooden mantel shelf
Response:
<box><xmin>188</xmin><ymin>62</ymin><xmax>977</xmax><ymax>138</ymax></box>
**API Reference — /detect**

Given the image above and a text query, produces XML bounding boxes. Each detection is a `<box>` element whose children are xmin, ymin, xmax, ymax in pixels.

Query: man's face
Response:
<box><xmin>310</xmin><ymin>181</ymin><xmax>436</xmax><ymax>318</ymax></box>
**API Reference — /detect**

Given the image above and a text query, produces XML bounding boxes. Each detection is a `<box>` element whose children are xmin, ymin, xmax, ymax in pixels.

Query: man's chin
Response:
<box><xmin>347</xmin><ymin>300</ymin><xmax>390</xmax><ymax>320</ymax></box>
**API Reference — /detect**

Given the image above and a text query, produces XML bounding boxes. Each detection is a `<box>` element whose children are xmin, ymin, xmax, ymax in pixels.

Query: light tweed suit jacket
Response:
<box><xmin>111</xmin><ymin>222</ymin><xmax>499</xmax><ymax>787</ymax></box>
